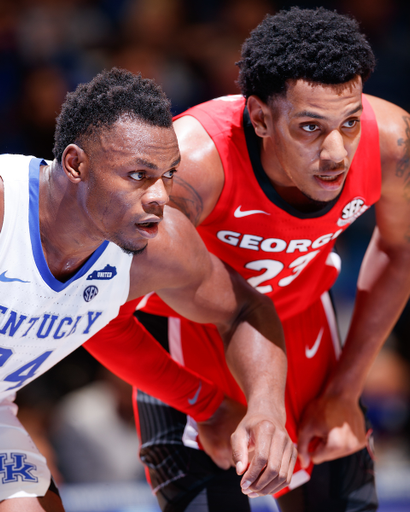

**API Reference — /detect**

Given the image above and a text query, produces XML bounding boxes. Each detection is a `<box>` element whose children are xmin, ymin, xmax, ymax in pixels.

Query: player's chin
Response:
<box><xmin>111</xmin><ymin>233</ymin><xmax>149</xmax><ymax>256</ymax></box>
<box><xmin>305</xmin><ymin>183</ymin><xmax>342</xmax><ymax>204</ymax></box>
<box><xmin>119</xmin><ymin>241</ymin><xmax>148</xmax><ymax>256</ymax></box>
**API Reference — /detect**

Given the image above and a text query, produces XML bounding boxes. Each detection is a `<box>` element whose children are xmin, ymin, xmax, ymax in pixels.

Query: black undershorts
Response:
<box><xmin>49</xmin><ymin>478</ymin><xmax>60</xmax><ymax>497</ymax></box>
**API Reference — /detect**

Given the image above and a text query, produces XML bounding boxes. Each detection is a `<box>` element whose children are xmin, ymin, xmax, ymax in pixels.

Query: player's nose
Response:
<box><xmin>320</xmin><ymin>130</ymin><xmax>348</xmax><ymax>163</ymax></box>
<box><xmin>144</xmin><ymin>177</ymin><xmax>169</xmax><ymax>206</ymax></box>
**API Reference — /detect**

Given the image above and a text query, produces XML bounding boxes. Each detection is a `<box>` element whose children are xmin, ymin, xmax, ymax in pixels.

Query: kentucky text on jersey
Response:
<box><xmin>0</xmin><ymin>308</ymin><xmax>103</xmax><ymax>339</ymax></box>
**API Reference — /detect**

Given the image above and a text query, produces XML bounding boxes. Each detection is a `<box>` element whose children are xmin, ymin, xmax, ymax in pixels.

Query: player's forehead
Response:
<box><xmin>271</xmin><ymin>76</ymin><xmax>363</xmax><ymax>120</ymax></box>
<box><xmin>89</xmin><ymin>118</ymin><xmax>180</xmax><ymax>169</ymax></box>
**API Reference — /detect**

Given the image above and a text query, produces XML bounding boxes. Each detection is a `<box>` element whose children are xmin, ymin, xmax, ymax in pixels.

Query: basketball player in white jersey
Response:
<box><xmin>0</xmin><ymin>68</ymin><xmax>295</xmax><ymax>511</ymax></box>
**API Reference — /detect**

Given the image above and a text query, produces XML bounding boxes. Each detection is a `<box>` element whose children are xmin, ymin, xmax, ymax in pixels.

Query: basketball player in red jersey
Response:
<box><xmin>87</xmin><ymin>7</ymin><xmax>410</xmax><ymax>512</ymax></box>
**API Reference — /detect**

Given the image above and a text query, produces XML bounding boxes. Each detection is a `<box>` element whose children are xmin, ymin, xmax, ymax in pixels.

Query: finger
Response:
<box><xmin>287</xmin><ymin>444</ymin><xmax>298</xmax><ymax>485</ymax></box>
<box><xmin>310</xmin><ymin>426</ymin><xmax>366</xmax><ymax>465</ymax></box>
<box><xmin>243</xmin><ymin>428</ymin><xmax>288</xmax><ymax>494</ymax></box>
<box><xmin>231</xmin><ymin>426</ymin><xmax>249</xmax><ymax>476</ymax></box>
<box><xmin>245</xmin><ymin>438</ymin><xmax>298</xmax><ymax>497</ymax></box>
<box><xmin>309</xmin><ymin>426</ymin><xmax>351</xmax><ymax>464</ymax></box>
<box><xmin>261</xmin><ymin>444</ymin><xmax>298</xmax><ymax>497</ymax></box>
<box><xmin>239</xmin><ymin>421</ymin><xmax>273</xmax><ymax>491</ymax></box>
<box><xmin>296</xmin><ymin>427</ymin><xmax>314</xmax><ymax>469</ymax></box>
<box><xmin>310</xmin><ymin>439</ymin><xmax>339</xmax><ymax>465</ymax></box>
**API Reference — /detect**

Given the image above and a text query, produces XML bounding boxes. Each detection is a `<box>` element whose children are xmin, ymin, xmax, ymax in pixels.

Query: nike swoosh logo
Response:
<box><xmin>0</xmin><ymin>271</ymin><xmax>30</xmax><ymax>283</ymax></box>
<box><xmin>305</xmin><ymin>327</ymin><xmax>324</xmax><ymax>359</ymax></box>
<box><xmin>234</xmin><ymin>206</ymin><xmax>270</xmax><ymax>218</ymax></box>
<box><xmin>188</xmin><ymin>381</ymin><xmax>202</xmax><ymax>405</ymax></box>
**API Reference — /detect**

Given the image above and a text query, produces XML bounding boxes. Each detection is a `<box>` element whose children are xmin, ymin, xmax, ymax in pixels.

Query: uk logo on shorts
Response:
<box><xmin>0</xmin><ymin>453</ymin><xmax>37</xmax><ymax>483</ymax></box>
<box><xmin>83</xmin><ymin>285</ymin><xmax>99</xmax><ymax>302</ymax></box>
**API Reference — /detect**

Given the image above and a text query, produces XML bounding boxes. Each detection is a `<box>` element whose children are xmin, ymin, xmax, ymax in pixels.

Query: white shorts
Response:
<box><xmin>0</xmin><ymin>395</ymin><xmax>50</xmax><ymax>500</ymax></box>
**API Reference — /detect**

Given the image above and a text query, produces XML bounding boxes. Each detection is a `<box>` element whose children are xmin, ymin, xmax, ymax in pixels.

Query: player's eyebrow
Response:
<box><xmin>294</xmin><ymin>111</ymin><xmax>325</xmax><ymax>120</ymax></box>
<box><xmin>293</xmin><ymin>105</ymin><xmax>363</xmax><ymax>120</ymax></box>
<box><xmin>133</xmin><ymin>156</ymin><xmax>181</xmax><ymax>170</ymax></box>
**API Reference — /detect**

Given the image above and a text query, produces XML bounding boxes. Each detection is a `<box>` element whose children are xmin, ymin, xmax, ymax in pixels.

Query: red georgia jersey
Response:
<box><xmin>143</xmin><ymin>94</ymin><xmax>381</xmax><ymax>321</ymax></box>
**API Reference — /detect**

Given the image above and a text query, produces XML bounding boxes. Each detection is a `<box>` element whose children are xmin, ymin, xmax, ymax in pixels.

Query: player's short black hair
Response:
<box><xmin>53</xmin><ymin>67</ymin><xmax>172</xmax><ymax>162</ymax></box>
<box><xmin>237</xmin><ymin>7</ymin><xmax>376</xmax><ymax>102</ymax></box>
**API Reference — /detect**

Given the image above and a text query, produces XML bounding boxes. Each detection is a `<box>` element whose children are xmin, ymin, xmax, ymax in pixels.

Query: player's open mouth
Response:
<box><xmin>135</xmin><ymin>220</ymin><xmax>160</xmax><ymax>238</ymax></box>
<box><xmin>314</xmin><ymin>172</ymin><xmax>345</xmax><ymax>190</ymax></box>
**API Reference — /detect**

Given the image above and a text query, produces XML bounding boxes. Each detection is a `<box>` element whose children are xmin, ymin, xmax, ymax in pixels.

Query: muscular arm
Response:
<box><xmin>128</xmin><ymin>206</ymin><xmax>296</xmax><ymax>495</ymax></box>
<box><xmin>298</xmin><ymin>95</ymin><xmax>410</xmax><ymax>467</ymax></box>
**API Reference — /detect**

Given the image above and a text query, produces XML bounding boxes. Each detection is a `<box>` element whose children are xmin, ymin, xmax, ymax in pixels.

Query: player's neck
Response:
<box><xmin>38</xmin><ymin>163</ymin><xmax>105</xmax><ymax>282</ymax></box>
<box><xmin>271</xmin><ymin>183</ymin><xmax>329</xmax><ymax>213</ymax></box>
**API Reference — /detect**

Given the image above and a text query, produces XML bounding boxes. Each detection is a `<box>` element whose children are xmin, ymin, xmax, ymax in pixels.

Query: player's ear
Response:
<box><xmin>247</xmin><ymin>95</ymin><xmax>271</xmax><ymax>138</ymax></box>
<box><xmin>61</xmin><ymin>144</ymin><xmax>89</xmax><ymax>184</ymax></box>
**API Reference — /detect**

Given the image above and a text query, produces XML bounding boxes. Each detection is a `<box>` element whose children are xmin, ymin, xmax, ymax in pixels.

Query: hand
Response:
<box><xmin>232</xmin><ymin>407</ymin><xmax>297</xmax><ymax>497</ymax></box>
<box><xmin>297</xmin><ymin>394</ymin><xmax>367</xmax><ymax>469</ymax></box>
<box><xmin>197</xmin><ymin>396</ymin><xmax>247</xmax><ymax>470</ymax></box>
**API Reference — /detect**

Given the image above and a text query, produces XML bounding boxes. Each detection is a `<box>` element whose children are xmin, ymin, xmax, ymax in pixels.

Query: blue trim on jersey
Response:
<box><xmin>28</xmin><ymin>158</ymin><xmax>109</xmax><ymax>292</ymax></box>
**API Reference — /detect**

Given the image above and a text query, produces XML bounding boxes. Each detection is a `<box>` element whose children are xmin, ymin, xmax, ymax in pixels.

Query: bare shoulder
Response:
<box><xmin>171</xmin><ymin>115</ymin><xmax>224</xmax><ymax>226</ymax></box>
<box><xmin>174</xmin><ymin>115</ymin><xmax>217</xmax><ymax>158</ymax></box>
<box><xmin>128</xmin><ymin>205</ymin><xmax>211</xmax><ymax>300</ymax></box>
<box><xmin>366</xmin><ymin>95</ymin><xmax>410</xmax><ymax>244</ymax></box>
<box><xmin>365</xmin><ymin>94</ymin><xmax>410</xmax><ymax>172</ymax></box>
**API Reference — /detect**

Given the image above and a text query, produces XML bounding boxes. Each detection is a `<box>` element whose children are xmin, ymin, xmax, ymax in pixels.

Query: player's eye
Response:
<box><xmin>131</xmin><ymin>171</ymin><xmax>145</xmax><ymax>181</ymax></box>
<box><xmin>163</xmin><ymin>170</ymin><xmax>176</xmax><ymax>179</ymax></box>
<box><xmin>343</xmin><ymin>119</ymin><xmax>358</xmax><ymax>128</ymax></box>
<box><xmin>302</xmin><ymin>124</ymin><xmax>319</xmax><ymax>133</ymax></box>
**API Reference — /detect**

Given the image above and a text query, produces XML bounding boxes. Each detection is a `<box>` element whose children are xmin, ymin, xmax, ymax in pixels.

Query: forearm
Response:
<box><xmin>84</xmin><ymin>300</ymin><xmax>224</xmax><ymax>422</ymax></box>
<box><xmin>223</xmin><ymin>297</ymin><xmax>287</xmax><ymax>420</ymax></box>
<box><xmin>221</xmin><ymin>300</ymin><xmax>296</xmax><ymax>495</ymax></box>
<box><xmin>326</xmin><ymin>229</ymin><xmax>410</xmax><ymax>399</ymax></box>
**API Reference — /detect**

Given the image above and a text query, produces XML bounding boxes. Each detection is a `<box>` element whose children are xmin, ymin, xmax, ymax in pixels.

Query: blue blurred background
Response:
<box><xmin>2</xmin><ymin>0</ymin><xmax>409</xmax><ymax>510</ymax></box>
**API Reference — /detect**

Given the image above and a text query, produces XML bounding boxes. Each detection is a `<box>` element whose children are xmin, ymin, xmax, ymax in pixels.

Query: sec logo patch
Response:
<box><xmin>337</xmin><ymin>197</ymin><xmax>368</xmax><ymax>227</ymax></box>
<box><xmin>83</xmin><ymin>285</ymin><xmax>99</xmax><ymax>302</ymax></box>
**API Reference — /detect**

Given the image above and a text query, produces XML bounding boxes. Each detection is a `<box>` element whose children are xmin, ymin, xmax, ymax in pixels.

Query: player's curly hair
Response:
<box><xmin>53</xmin><ymin>67</ymin><xmax>172</xmax><ymax>163</ymax></box>
<box><xmin>237</xmin><ymin>7</ymin><xmax>376</xmax><ymax>101</ymax></box>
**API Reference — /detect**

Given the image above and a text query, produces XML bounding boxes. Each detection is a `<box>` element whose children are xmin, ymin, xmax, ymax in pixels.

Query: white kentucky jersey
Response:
<box><xmin>0</xmin><ymin>154</ymin><xmax>133</xmax><ymax>401</ymax></box>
